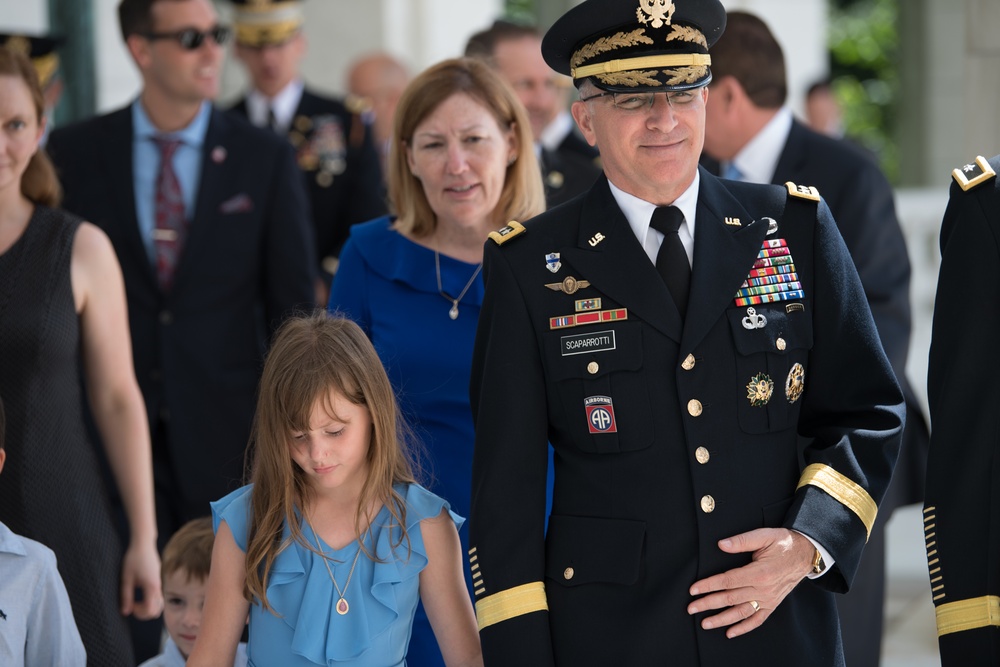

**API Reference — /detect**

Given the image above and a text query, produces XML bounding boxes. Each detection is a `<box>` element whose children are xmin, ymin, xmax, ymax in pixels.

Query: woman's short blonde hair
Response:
<box><xmin>388</xmin><ymin>57</ymin><xmax>545</xmax><ymax>237</ymax></box>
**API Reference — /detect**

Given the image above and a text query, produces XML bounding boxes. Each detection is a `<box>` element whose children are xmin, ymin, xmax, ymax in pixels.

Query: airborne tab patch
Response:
<box><xmin>785</xmin><ymin>182</ymin><xmax>821</xmax><ymax>202</ymax></box>
<box><xmin>488</xmin><ymin>220</ymin><xmax>527</xmax><ymax>246</ymax></box>
<box><xmin>952</xmin><ymin>155</ymin><xmax>997</xmax><ymax>192</ymax></box>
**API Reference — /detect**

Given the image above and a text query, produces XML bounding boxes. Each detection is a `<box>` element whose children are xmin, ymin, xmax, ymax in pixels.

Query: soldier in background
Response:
<box><xmin>465</xmin><ymin>20</ymin><xmax>600</xmax><ymax>208</ymax></box>
<box><xmin>228</xmin><ymin>0</ymin><xmax>385</xmax><ymax>299</ymax></box>
<box><xmin>924</xmin><ymin>154</ymin><xmax>1000</xmax><ymax>666</ymax></box>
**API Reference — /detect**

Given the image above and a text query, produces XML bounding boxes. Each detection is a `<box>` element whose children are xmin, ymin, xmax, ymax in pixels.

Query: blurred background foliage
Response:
<box><xmin>827</xmin><ymin>0</ymin><xmax>900</xmax><ymax>182</ymax></box>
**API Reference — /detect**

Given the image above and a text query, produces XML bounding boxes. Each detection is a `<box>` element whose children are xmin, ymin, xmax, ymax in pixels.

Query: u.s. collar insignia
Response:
<box><xmin>636</xmin><ymin>0</ymin><xmax>675</xmax><ymax>29</ymax></box>
<box><xmin>725</xmin><ymin>217</ymin><xmax>741</xmax><ymax>227</ymax></box>
<box><xmin>545</xmin><ymin>276</ymin><xmax>591</xmax><ymax>294</ymax></box>
<box><xmin>741</xmin><ymin>307</ymin><xmax>767</xmax><ymax>330</ymax></box>
<box><xmin>588</xmin><ymin>232</ymin><xmax>606</xmax><ymax>247</ymax></box>
<box><xmin>488</xmin><ymin>221</ymin><xmax>526</xmax><ymax>246</ymax></box>
<box><xmin>545</xmin><ymin>252</ymin><xmax>562</xmax><ymax>273</ymax></box>
<box><xmin>763</xmin><ymin>217</ymin><xmax>778</xmax><ymax>235</ymax></box>
<box><xmin>746</xmin><ymin>373</ymin><xmax>774</xmax><ymax>407</ymax></box>
<box><xmin>953</xmin><ymin>155</ymin><xmax>997</xmax><ymax>192</ymax></box>
<box><xmin>785</xmin><ymin>363</ymin><xmax>805</xmax><ymax>403</ymax></box>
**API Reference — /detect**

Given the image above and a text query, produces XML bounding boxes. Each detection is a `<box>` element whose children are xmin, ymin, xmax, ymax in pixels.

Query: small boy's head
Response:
<box><xmin>161</xmin><ymin>517</ymin><xmax>215</xmax><ymax>659</ymax></box>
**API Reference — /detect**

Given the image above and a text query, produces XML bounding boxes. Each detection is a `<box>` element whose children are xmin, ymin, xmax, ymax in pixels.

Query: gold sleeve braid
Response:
<box><xmin>796</xmin><ymin>463</ymin><xmax>877</xmax><ymax>540</ymax></box>
<box><xmin>935</xmin><ymin>596</ymin><xmax>1000</xmax><ymax>636</ymax></box>
<box><xmin>475</xmin><ymin>582</ymin><xmax>548</xmax><ymax>630</ymax></box>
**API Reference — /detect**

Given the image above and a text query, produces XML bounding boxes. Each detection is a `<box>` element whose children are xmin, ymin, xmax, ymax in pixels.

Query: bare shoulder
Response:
<box><xmin>72</xmin><ymin>221</ymin><xmax>116</xmax><ymax>263</ymax></box>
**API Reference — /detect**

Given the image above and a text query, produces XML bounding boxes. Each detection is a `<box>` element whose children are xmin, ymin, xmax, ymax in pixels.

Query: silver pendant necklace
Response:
<box><xmin>307</xmin><ymin>518</ymin><xmax>362</xmax><ymax>615</ymax></box>
<box><xmin>435</xmin><ymin>250</ymin><xmax>483</xmax><ymax>320</ymax></box>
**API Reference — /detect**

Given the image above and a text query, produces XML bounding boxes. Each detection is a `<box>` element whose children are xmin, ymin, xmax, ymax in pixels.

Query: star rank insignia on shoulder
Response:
<box><xmin>952</xmin><ymin>155</ymin><xmax>997</xmax><ymax>192</ymax></box>
<box><xmin>785</xmin><ymin>182</ymin><xmax>821</xmax><ymax>202</ymax></box>
<box><xmin>488</xmin><ymin>220</ymin><xmax>527</xmax><ymax>246</ymax></box>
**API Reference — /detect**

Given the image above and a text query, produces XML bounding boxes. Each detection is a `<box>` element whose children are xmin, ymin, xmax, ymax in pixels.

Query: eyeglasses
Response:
<box><xmin>580</xmin><ymin>89</ymin><xmax>704</xmax><ymax>112</ymax></box>
<box><xmin>141</xmin><ymin>26</ymin><xmax>232</xmax><ymax>50</ymax></box>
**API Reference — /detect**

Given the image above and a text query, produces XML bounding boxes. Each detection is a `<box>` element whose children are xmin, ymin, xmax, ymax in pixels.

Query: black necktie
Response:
<box><xmin>649</xmin><ymin>206</ymin><xmax>690</xmax><ymax>317</ymax></box>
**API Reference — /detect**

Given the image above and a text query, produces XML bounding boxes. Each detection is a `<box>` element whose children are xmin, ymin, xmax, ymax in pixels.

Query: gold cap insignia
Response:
<box><xmin>636</xmin><ymin>0</ymin><xmax>676</xmax><ymax>29</ymax></box>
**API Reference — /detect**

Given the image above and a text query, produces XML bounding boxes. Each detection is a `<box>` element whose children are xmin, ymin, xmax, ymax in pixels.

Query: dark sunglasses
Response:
<box><xmin>142</xmin><ymin>26</ymin><xmax>232</xmax><ymax>50</ymax></box>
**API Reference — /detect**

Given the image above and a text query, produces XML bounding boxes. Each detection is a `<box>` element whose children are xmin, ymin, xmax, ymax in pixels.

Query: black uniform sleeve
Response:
<box><xmin>469</xmin><ymin>239</ymin><xmax>556</xmax><ymax>666</ymax></box>
<box><xmin>787</xmin><ymin>197</ymin><xmax>904</xmax><ymax>592</ymax></box>
<box><xmin>924</xmin><ymin>159</ymin><xmax>1000</xmax><ymax>665</ymax></box>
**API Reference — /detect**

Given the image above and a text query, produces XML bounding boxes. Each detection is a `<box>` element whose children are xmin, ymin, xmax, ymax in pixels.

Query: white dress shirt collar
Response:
<box><xmin>607</xmin><ymin>173</ymin><xmax>699</xmax><ymax>267</ymax></box>
<box><xmin>247</xmin><ymin>78</ymin><xmax>304</xmax><ymax>132</ymax></box>
<box><xmin>727</xmin><ymin>106</ymin><xmax>793</xmax><ymax>184</ymax></box>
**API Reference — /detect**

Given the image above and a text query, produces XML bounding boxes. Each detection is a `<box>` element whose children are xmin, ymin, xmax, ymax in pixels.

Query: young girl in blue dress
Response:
<box><xmin>187</xmin><ymin>313</ymin><xmax>482</xmax><ymax>666</ymax></box>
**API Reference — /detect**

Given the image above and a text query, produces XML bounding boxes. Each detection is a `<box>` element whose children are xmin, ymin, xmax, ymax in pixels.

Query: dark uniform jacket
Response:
<box><xmin>469</xmin><ymin>171</ymin><xmax>904</xmax><ymax>666</ymax></box>
<box><xmin>540</xmin><ymin>145</ymin><xmax>601</xmax><ymax>209</ymax></box>
<box><xmin>47</xmin><ymin>106</ymin><xmax>316</xmax><ymax>520</ymax></box>
<box><xmin>924</xmin><ymin>154</ymin><xmax>1000</xmax><ymax>665</ymax></box>
<box><xmin>706</xmin><ymin>119</ymin><xmax>927</xmax><ymax>510</ymax></box>
<box><xmin>230</xmin><ymin>88</ymin><xmax>386</xmax><ymax>276</ymax></box>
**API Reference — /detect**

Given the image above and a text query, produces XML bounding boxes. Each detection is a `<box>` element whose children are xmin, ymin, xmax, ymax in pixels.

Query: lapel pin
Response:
<box><xmin>211</xmin><ymin>146</ymin><xmax>227</xmax><ymax>164</ymax></box>
<box><xmin>763</xmin><ymin>217</ymin><xmax>778</xmax><ymax>235</ymax></box>
<box><xmin>545</xmin><ymin>252</ymin><xmax>562</xmax><ymax>274</ymax></box>
<box><xmin>725</xmin><ymin>217</ymin><xmax>741</xmax><ymax>227</ymax></box>
<box><xmin>588</xmin><ymin>232</ymin><xmax>606</xmax><ymax>247</ymax></box>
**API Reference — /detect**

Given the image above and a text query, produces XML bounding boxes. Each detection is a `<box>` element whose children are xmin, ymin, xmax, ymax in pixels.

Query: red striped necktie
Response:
<box><xmin>151</xmin><ymin>137</ymin><xmax>187</xmax><ymax>291</ymax></box>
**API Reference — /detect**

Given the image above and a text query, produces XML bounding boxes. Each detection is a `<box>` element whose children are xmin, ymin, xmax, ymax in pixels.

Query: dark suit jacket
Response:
<box><xmin>469</xmin><ymin>172</ymin><xmax>903</xmax><ymax>666</ymax></box>
<box><xmin>704</xmin><ymin>119</ymin><xmax>928</xmax><ymax>510</ymax></box>
<box><xmin>540</xmin><ymin>146</ymin><xmax>601</xmax><ymax>209</ymax></box>
<box><xmin>925</xmin><ymin>154</ymin><xmax>1000</xmax><ymax>666</ymax></box>
<box><xmin>230</xmin><ymin>88</ymin><xmax>386</xmax><ymax>275</ymax></box>
<box><xmin>47</xmin><ymin>106</ymin><xmax>316</xmax><ymax>515</ymax></box>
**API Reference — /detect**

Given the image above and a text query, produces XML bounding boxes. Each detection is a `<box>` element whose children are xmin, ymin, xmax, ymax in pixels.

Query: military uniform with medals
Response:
<box><xmin>227</xmin><ymin>0</ymin><xmax>386</xmax><ymax>279</ymax></box>
<box><xmin>924</xmin><ymin>154</ymin><xmax>1000</xmax><ymax>666</ymax></box>
<box><xmin>467</xmin><ymin>2</ymin><xmax>904</xmax><ymax>665</ymax></box>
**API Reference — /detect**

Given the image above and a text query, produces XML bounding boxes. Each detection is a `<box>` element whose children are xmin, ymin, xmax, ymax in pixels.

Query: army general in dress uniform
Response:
<box><xmin>227</xmin><ymin>0</ymin><xmax>386</xmax><ymax>292</ymax></box>
<box><xmin>924</xmin><ymin>154</ymin><xmax>1000</xmax><ymax>666</ymax></box>
<box><xmin>467</xmin><ymin>1</ymin><xmax>904</xmax><ymax>665</ymax></box>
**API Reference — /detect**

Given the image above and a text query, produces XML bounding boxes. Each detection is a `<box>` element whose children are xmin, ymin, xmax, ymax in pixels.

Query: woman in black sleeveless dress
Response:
<box><xmin>0</xmin><ymin>47</ymin><xmax>161</xmax><ymax>665</ymax></box>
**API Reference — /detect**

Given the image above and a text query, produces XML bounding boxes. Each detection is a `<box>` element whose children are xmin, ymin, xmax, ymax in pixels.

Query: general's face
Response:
<box><xmin>492</xmin><ymin>36</ymin><xmax>564</xmax><ymax>139</ymax></box>
<box><xmin>288</xmin><ymin>390</ymin><xmax>372</xmax><ymax>497</ymax></box>
<box><xmin>131</xmin><ymin>0</ymin><xmax>225</xmax><ymax>104</ymax></box>
<box><xmin>162</xmin><ymin>569</ymin><xmax>206</xmax><ymax>659</ymax></box>
<box><xmin>235</xmin><ymin>32</ymin><xmax>305</xmax><ymax>98</ymax></box>
<box><xmin>406</xmin><ymin>92</ymin><xmax>516</xmax><ymax>233</ymax></box>
<box><xmin>572</xmin><ymin>85</ymin><xmax>708</xmax><ymax>204</ymax></box>
<box><xmin>0</xmin><ymin>75</ymin><xmax>44</xmax><ymax>197</ymax></box>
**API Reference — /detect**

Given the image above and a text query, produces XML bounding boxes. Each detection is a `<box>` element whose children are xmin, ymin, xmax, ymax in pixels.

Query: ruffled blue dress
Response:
<box><xmin>211</xmin><ymin>483</ymin><xmax>463</xmax><ymax>666</ymax></box>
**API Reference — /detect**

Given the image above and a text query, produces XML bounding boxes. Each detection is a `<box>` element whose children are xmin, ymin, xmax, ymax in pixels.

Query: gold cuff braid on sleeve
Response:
<box><xmin>936</xmin><ymin>596</ymin><xmax>1000</xmax><ymax>636</ymax></box>
<box><xmin>475</xmin><ymin>582</ymin><xmax>548</xmax><ymax>630</ymax></box>
<box><xmin>796</xmin><ymin>463</ymin><xmax>877</xmax><ymax>540</ymax></box>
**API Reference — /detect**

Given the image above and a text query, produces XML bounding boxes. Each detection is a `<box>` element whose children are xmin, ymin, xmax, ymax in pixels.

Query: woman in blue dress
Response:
<box><xmin>188</xmin><ymin>314</ymin><xmax>481</xmax><ymax>666</ymax></box>
<box><xmin>328</xmin><ymin>58</ymin><xmax>545</xmax><ymax>665</ymax></box>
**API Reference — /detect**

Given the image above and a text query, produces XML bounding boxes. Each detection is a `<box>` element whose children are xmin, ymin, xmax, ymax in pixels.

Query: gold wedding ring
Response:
<box><xmin>749</xmin><ymin>600</ymin><xmax>760</xmax><ymax>613</ymax></box>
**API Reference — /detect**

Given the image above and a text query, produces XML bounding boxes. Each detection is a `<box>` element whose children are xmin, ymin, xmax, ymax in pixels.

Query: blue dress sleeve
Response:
<box><xmin>210</xmin><ymin>485</ymin><xmax>254</xmax><ymax>553</ymax></box>
<box><xmin>328</xmin><ymin>232</ymin><xmax>372</xmax><ymax>336</ymax></box>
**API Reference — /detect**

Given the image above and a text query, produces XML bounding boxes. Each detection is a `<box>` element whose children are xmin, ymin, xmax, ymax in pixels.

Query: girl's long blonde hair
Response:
<box><xmin>243</xmin><ymin>312</ymin><xmax>418</xmax><ymax>610</ymax></box>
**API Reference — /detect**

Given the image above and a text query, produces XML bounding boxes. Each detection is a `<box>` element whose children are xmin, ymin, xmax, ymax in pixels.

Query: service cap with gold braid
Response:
<box><xmin>541</xmin><ymin>0</ymin><xmax>726</xmax><ymax>93</ymax></box>
<box><xmin>0</xmin><ymin>32</ymin><xmax>64</xmax><ymax>89</ymax></box>
<box><xmin>229</xmin><ymin>0</ymin><xmax>303</xmax><ymax>48</ymax></box>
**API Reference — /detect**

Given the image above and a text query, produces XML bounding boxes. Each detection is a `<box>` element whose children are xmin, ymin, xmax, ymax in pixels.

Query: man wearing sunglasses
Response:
<box><xmin>227</xmin><ymin>0</ymin><xmax>385</xmax><ymax>303</ymax></box>
<box><xmin>467</xmin><ymin>0</ymin><xmax>903</xmax><ymax>665</ymax></box>
<box><xmin>47</xmin><ymin>0</ymin><xmax>315</xmax><ymax>660</ymax></box>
